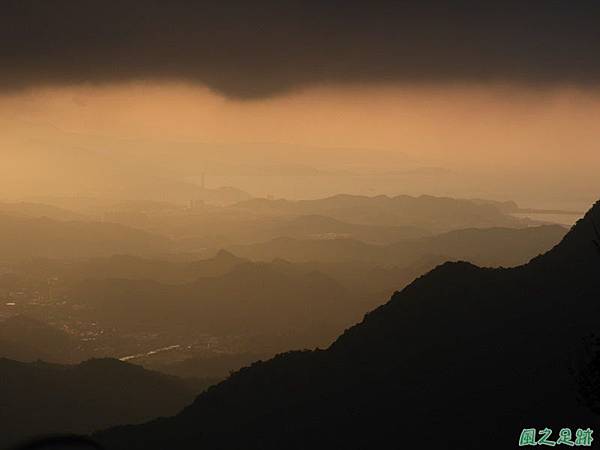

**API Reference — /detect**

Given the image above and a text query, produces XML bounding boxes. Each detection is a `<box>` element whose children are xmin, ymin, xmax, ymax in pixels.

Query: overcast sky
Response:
<box><xmin>2</xmin><ymin>1</ymin><xmax>600</xmax><ymax>97</ymax></box>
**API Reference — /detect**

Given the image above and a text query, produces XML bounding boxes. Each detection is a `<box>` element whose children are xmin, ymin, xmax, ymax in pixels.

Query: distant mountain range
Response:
<box><xmin>1</xmin><ymin>221</ymin><xmax>565</xmax><ymax>366</ymax></box>
<box><xmin>67</xmin><ymin>224</ymin><xmax>566</xmax><ymax>353</ymax></box>
<box><xmin>0</xmin><ymin>214</ymin><xmax>171</xmax><ymax>261</ymax></box>
<box><xmin>0</xmin><ymin>357</ymin><xmax>203</xmax><ymax>449</ymax></box>
<box><xmin>72</xmin><ymin>261</ymin><xmax>352</xmax><ymax>351</ymax></box>
<box><xmin>15</xmin><ymin>249</ymin><xmax>245</xmax><ymax>285</ymax></box>
<box><xmin>233</xmin><ymin>194</ymin><xmax>536</xmax><ymax>231</ymax></box>
<box><xmin>237</xmin><ymin>213</ymin><xmax>432</xmax><ymax>244</ymax></box>
<box><xmin>0</xmin><ymin>201</ymin><xmax>87</xmax><ymax>221</ymax></box>
<box><xmin>162</xmin><ymin>209</ymin><xmax>435</xmax><ymax>250</ymax></box>
<box><xmin>95</xmin><ymin>201</ymin><xmax>600</xmax><ymax>449</ymax></box>
<box><xmin>0</xmin><ymin>193</ymin><xmax>555</xmax><ymax>262</ymax></box>
<box><xmin>228</xmin><ymin>224</ymin><xmax>567</xmax><ymax>267</ymax></box>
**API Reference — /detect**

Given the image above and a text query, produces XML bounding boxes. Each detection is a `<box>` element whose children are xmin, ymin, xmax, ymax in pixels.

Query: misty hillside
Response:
<box><xmin>263</xmin><ymin>256</ymin><xmax>447</xmax><ymax>304</ymax></box>
<box><xmin>15</xmin><ymin>250</ymin><xmax>246</xmax><ymax>285</ymax></box>
<box><xmin>0</xmin><ymin>222</ymin><xmax>565</xmax><ymax>368</ymax></box>
<box><xmin>241</xmin><ymin>214</ymin><xmax>431</xmax><ymax>244</ymax></box>
<box><xmin>0</xmin><ymin>201</ymin><xmax>87</xmax><ymax>221</ymax></box>
<box><xmin>0</xmin><ymin>357</ymin><xmax>203</xmax><ymax>449</ymax></box>
<box><xmin>0</xmin><ymin>194</ymin><xmax>551</xmax><ymax>258</ymax></box>
<box><xmin>72</xmin><ymin>262</ymin><xmax>352</xmax><ymax>350</ymax></box>
<box><xmin>228</xmin><ymin>224</ymin><xmax>567</xmax><ymax>267</ymax></box>
<box><xmin>0</xmin><ymin>210</ymin><xmax>567</xmax><ymax>382</ymax></box>
<box><xmin>0</xmin><ymin>215</ymin><xmax>171</xmax><ymax>261</ymax></box>
<box><xmin>75</xmin><ymin>194</ymin><xmax>543</xmax><ymax>250</ymax></box>
<box><xmin>233</xmin><ymin>194</ymin><xmax>535</xmax><ymax>231</ymax></box>
<box><xmin>96</xmin><ymin>201</ymin><xmax>600</xmax><ymax>450</ymax></box>
<box><xmin>104</xmin><ymin>204</ymin><xmax>434</xmax><ymax>250</ymax></box>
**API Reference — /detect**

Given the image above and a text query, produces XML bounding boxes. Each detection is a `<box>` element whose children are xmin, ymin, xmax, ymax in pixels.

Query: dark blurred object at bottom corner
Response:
<box><xmin>10</xmin><ymin>435</ymin><xmax>103</xmax><ymax>450</ymax></box>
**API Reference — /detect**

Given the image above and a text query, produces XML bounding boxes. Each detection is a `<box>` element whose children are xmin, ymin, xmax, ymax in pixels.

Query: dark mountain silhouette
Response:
<box><xmin>0</xmin><ymin>357</ymin><xmax>203</xmax><ymax>449</ymax></box>
<box><xmin>0</xmin><ymin>215</ymin><xmax>171</xmax><ymax>261</ymax></box>
<box><xmin>233</xmin><ymin>194</ymin><xmax>535</xmax><ymax>232</ymax></box>
<box><xmin>148</xmin><ymin>352</ymin><xmax>271</xmax><ymax>381</ymax></box>
<box><xmin>229</xmin><ymin>224</ymin><xmax>566</xmax><ymax>267</ymax></box>
<box><xmin>0</xmin><ymin>315</ymin><xmax>84</xmax><ymax>364</ymax></box>
<box><xmin>96</xmin><ymin>201</ymin><xmax>600</xmax><ymax>450</ymax></box>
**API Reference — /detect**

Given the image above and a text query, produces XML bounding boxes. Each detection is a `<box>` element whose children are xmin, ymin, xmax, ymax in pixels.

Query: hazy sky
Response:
<box><xmin>1</xmin><ymin>82</ymin><xmax>599</xmax><ymax>209</ymax></box>
<box><xmin>1</xmin><ymin>2</ymin><xmax>599</xmax><ymax>209</ymax></box>
<box><xmin>3</xmin><ymin>82</ymin><xmax>600</xmax><ymax>169</ymax></box>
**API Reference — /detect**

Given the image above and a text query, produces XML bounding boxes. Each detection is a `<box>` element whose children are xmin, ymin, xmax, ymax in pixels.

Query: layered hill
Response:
<box><xmin>0</xmin><ymin>201</ymin><xmax>86</xmax><ymax>221</ymax></box>
<box><xmin>0</xmin><ymin>215</ymin><xmax>171</xmax><ymax>261</ymax></box>
<box><xmin>130</xmin><ymin>208</ymin><xmax>433</xmax><ymax>250</ymax></box>
<box><xmin>0</xmin><ymin>358</ymin><xmax>202</xmax><ymax>449</ymax></box>
<box><xmin>72</xmin><ymin>262</ymin><xmax>351</xmax><ymax>350</ymax></box>
<box><xmin>17</xmin><ymin>249</ymin><xmax>246</xmax><ymax>285</ymax></box>
<box><xmin>228</xmin><ymin>224</ymin><xmax>567</xmax><ymax>267</ymax></box>
<box><xmin>96</xmin><ymin>201</ymin><xmax>600</xmax><ymax>450</ymax></box>
<box><xmin>0</xmin><ymin>315</ymin><xmax>84</xmax><ymax>364</ymax></box>
<box><xmin>233</xmin><ymin>194</ymin><xmax>535</xmax><ymax>231</ymax></box>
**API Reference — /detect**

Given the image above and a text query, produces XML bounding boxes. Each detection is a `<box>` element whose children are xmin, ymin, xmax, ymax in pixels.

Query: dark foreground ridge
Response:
<box><xmin>95</xmin><ymin>201</ymin><xmax>600</xmax><ymax>450</ymax></box>
<box><xmin>0</xmin><ymin>358</ymin><xmax>199</xmax><ymax>449</ymax></box>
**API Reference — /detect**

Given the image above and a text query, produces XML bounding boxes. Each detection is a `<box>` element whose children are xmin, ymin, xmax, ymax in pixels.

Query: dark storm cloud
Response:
<box><xmin>2</xmin><ymin>0</ymin><xmax>600</xmax><ymax>98</ymax></box>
